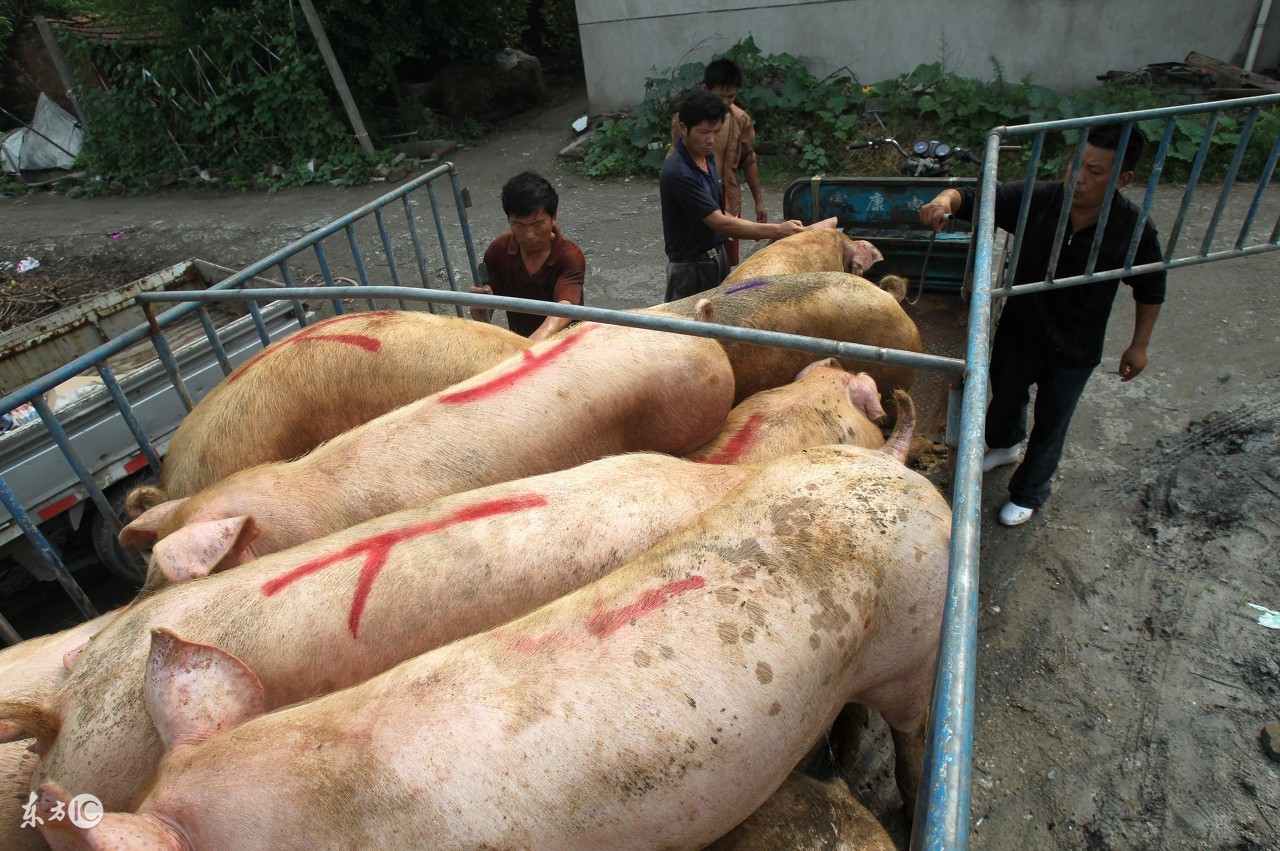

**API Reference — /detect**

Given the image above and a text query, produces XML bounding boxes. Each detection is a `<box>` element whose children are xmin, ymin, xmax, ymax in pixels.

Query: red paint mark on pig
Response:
<box><xmin>695</xmin><ymin>414</ymin><xmax>764</xmax><ymax>465</ymax></box>
<box><xmin>228</xmin><ymin>312</ymin><xmax>391</xmax><ymax>384</ymax></box>
<box><xmin>723</xmin><ymin>279</ymin><xmax>770</xmax><ymax>295</ymax></box>
<box><xmin>586</xmin><ymin>576</ymin><xmax>706</xmax><ymax>638</ymax></box>
<box><xmin>438</xmin><ymin>325</ymin><xmax>596</xmax><ymax>405</ymax></box>
<box><xmin>261</xmin><ymin>493</ymin><xmax>547</xmax><ymax>637</ymax></box>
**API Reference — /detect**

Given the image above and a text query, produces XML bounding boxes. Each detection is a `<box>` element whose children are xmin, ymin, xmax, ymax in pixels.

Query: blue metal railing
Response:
<box><xmin>0</xmin><ymin>163</ymin><xmax>478</xmax><ymax>636</ymax></box>
<box><xmin>913</xmin><ymin>91</ymin><xmax>1280</xmax><ymax>849</ymax></box>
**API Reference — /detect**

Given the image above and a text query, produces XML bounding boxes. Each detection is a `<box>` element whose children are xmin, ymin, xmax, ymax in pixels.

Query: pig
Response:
<box><xmin>644</xmin><ymin>271</ymin><xmax>922</xmax><ymax>408</ymax></box>
<box><xmin>127</xmin><ymin>309</ymin><xmax>531</xmax><ymax>514</ymax></box>
<box><xmin>687</xmin><ymin>359</ymin><xmax>886</xmax><ymax>465</ymax></box>
<box><xmin>38</xmin><ymin>418</ymin><xmax>949</xmax><ymax>849</ymax></box>
<box><xmin>117</xmin><ymin>319</ymin><xmax>736</xmax><ymax>560</ymax></box>
<box><xmin>707</xmin><ymin>771</ymin><xmax>897</xmax><ymax>851</ymax></box>
<box><xmin>0</xmin><ymin>613</ymin><xmax>118</xmax><ymax>851</ymax></box>
<box><xmin>14</xmin><ymin>395</ymin><xmax>916</xmax><ymax>815</ymax></box>
<box><xmin>726</xmin><ymin>229</ymin><xmax>884</xmax><ymax>284</ymax></box>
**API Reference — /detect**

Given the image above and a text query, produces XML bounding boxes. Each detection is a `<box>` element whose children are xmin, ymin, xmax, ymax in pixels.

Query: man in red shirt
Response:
<box><xmin>470</xmin><ymin>172</ymin><xmax>586</xmax><ymax>341</ymax></box>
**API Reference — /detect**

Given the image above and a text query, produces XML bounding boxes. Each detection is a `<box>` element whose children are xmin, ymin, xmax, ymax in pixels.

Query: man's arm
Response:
<box><xmin>920</xmin><ymin>189</ymin><xmax>962</xmax><ymax>231</ymax></box>
<box><xmin>743</xmin><ymin>158</ymin><xmax>767</xmax><ymax>222</ymax></box>
<box><xmin>703</xmin><ymin>209</ymin><xmax>803</xmax><ymax>241</ymax></box>
<box><xmin>528</xmin><ymin>304</ymin><xmax>574</xmax><ymax>342</ymax></box>
<box><xmin>1119</xmin><ymin>301</ymin><xmax>1161</xmax><ymax>381</ymax></box>
<box><xmin>738</xmin><ymin>112</ymin><xmax>767</xmax><ymax>222</ymax></box>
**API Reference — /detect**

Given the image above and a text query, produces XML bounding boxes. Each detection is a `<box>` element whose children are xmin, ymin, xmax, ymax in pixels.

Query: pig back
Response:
<box><xmin>159</xmin><ymin>310</ymin><xmax>530</xmax><ymax>498</ymax></box>
<box><xmin>650</xmin><ymin>272</ymin><xmax>921</xmax><ymax>404</ymax></box>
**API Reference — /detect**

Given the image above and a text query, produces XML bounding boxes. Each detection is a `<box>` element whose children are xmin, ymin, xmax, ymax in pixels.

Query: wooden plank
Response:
<box><xmin>1184</xmin><ymin>51</ymin><xmax>1280</xmax><ymax>93</ymax></box>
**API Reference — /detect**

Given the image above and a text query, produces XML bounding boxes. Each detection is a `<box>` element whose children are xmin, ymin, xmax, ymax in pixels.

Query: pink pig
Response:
<box><xmin>687</xmin><ymin>358</ymin><xmax>887</xmax><ymax>465</ymax></box>
<box><xmin>118</xmin><ymin>320</ymin><xmax>736</xmax><ymax>560</ymax></box>
<box><xmin>725</xmin><ymin>229</ymin><xmax>884</xmax><ymax>284</ymax></box>
<box><xmin>39</xmin><ymin>417</ymin><xmax>949</xmax><ymax>850</ymax></box>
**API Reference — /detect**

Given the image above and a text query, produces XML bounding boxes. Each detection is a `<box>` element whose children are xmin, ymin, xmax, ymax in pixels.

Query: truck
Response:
<box><xmin>0</xmin><ymin>164</ymin><xmax>482</xmax><ymax>639</ymax></box>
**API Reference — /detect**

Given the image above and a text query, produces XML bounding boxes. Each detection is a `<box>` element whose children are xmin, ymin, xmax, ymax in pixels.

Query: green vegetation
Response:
<box><xmin>580</xmin><ymin>37</ymin><xmax>1280</xmax><ymax>186</ymax></box>
<box><xmin>0</xmin><ymin>0</ymin><xmax>581</xmax><ymax>192</ymax></box>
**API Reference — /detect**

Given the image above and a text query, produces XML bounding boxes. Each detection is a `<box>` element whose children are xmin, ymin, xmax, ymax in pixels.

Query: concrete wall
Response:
<box><xmin>576</xmin><ymin>0</ymin><xmax>1280</xmax><ymax>112</ymax></box>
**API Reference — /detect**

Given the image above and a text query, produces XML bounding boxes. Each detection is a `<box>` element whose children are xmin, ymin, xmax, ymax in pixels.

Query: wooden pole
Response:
<box><xmin>34</xmin><ymin>15</ymin><xmax>90</xmax><ymax>130</ymax></box>
<box><xmin>295</xmin><ymin>0</ymin><xmax>375</xmax><ymax>156</ymax></box>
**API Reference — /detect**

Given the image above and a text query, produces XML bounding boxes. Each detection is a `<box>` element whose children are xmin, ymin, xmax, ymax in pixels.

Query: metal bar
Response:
<box><xmin>374</xmin><ymin>207</ymin><xmax>409</xmax><ymax>310</ymax></box>
<box><xmin>996</xmin><ymin>240</ymin><xmax>1280</xmax><ymax>297</ymax></box>
<box><xmin>1084</xmin><ymin>123</ymin><xmax>1133</xmax><ymax>276</ymax></box>
<box><xmin>1236</xmin><ymin>126</ymin><xmax>1280</xmax><ymax>248</ymax></box>
<box><xmin>196</xmin><ymin>306</ymin><xmax>234</xmax><ymax>376</ymax></box>
<box><xmin>1201</xmin><ymin>107</ymin><xmax>1259</xmax><ymax>255</ymax></box>
<box><xmin>143</xmin><ymin>305</ymin><xmax>195</xmax><ymax>412</ymax></box>
<box><xmin>402</xmin><ymin>194</ymin><xmax>437</xmax><ymax>314</ymax></box>
<box><xmin>95</xmin><ymin>363</ymin><xmax>163</xmax><ymax>474</ymax></box>
<box><xmin>313</xmin><ymin>243</ymin><xmax>346</xmax><ymax>315</ymax></box>
<box><xmin>1045</xmin><ymin>133</ymin><xmax>1090</xmax><ymax>285</ymax></box>
<box><xmin>278</xmin><ymin>261</ymin><xmax>311</xmax><ymax>326</ymax></box>
<box><xmin>137</xmin><ymin>287</ymin><xmax>965</xmax><ymax>376</ymax></box>
<box><xmin>449</xmin><ymin>168</ymin><xmax>484</xmax><ymax>288</ymax></box>
<box><xmin>426</xmin><ymin>181</ymin><xmax>464</xmax><ymax>318</ymax></box>
<box><xmin>246</xmin><ymin>301</ymin><xmax>270</xmax><ymax>347</ymax></box>
<box><xmin>344</xmin><ymin>224</ymin><xmax>378</xmax><ymax>311</ymax></box>
<box><xmin>1003</xmin><ymin>131</ymin><xmax>1044</xmax><ymax>294</ymax></box>
<box><xmin>997</xmin><ymin>92</ymin><xmax>1280</xmax><ymax>137</ymax></box>
<box><xmin>1126</xmin><ymin>118</ymin><xmax>1177</xmax><ymax>268</ymax></box>
<box><xmin>910</xmin><ymin>129</ymin><xmax>1004</xmax><ymax>851</ymax></box>
<box><xmin>1164</xmin><ymin>111</ymin><xmax>1221</xmax><ymax>262</ymax></box>
<box><xmin>30</xmin><ymin>396</ymin><xmax>119</xmax><ymax>539</ymax></box>
<box><xmin>0</xmin><ymin>611</ymin><xmax>21</xmax><ymax>646</ymax></box>
<box><xmin>0</xmin><ymin>476</ymin><xmax>97</xmax><ymax>621</ymax></box>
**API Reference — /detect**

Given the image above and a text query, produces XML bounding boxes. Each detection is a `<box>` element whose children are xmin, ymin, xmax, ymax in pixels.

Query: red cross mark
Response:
<box><xmin>228</xmin><ymin>312</ymin><xmax>392</xmax><ymax>383</ymax></box>
<box><xmin>438</xmin><ymin>324</ymin><xmax>596</xmax><ymax>405</ymax></box>
<box><xmin>261</xmin><ymin>493</ymin><xmax>548</xmax><ymax>637</ymax></box>
<box><xmin>694</xmin><ymin>414</ymin><xmax>764</xmax><ymax>465</ymax></box>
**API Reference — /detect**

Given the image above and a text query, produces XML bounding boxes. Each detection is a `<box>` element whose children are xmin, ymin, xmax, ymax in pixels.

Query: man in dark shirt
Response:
<box><xmin>470</xmin><ymin>171</ymin><xmax>585</xmax><ymax>341</ymax></box>
<box><xmin>921</xmin><ymin>124</ymin><xmax>1166</xmax><ymax>526</ymax></box>
<box><xmin>660</xmin><ymin>90</ymin><xmax>805</xmax><ymax>303</ymax></box>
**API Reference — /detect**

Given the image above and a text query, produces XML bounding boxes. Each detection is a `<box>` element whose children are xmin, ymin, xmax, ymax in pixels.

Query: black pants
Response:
<box><xmin>985</xmin><ymin>328</ymin><xmax>1095</xmax><ymax>509</ymax></box>
<box><xmin>664</xmin><ymin>245</ymin><xmax>729</xmax><ymax>303</ymax></box>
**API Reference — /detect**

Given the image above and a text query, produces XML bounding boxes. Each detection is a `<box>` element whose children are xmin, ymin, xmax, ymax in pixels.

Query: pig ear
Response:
<box><xmin>63</xmin><ymin>639</ymin><xmax>91</xmax><ymax>672</ymax></box>
<box><xmin>846</xmin><ymin>373</ymin><xmax>887</xmax><ymax>422</ymax></box>
<box><xmin>846</xmin><ymin>239</ymin><xmax>884</xmax><ymax>275</ymax></box>
<box><xmin>794</xmin><ymin>358</ymin><xmax>841</xmax><ymax>382</ymax></box>
<box><xmin>145</xmin><ymin>628</ymin><xmax>264</xmax><ymax>752</ymax></box>
<box><xmin>37</xmin><ymin>781</ymin><xmax>185</xmax><ymax>850</ymax></box>
<box><xmin>694</xmin><ymin>299</ymin><xmax>715</xmax><ymax>323</ymax></box>
<box><xmin>119</xmin><ymin>497</ymin><xmax>189</xmax><ymax>548</ymax></box>
<box><xmin>0</xmin><ymin>700</ymin><xmax>60</xmax><ymax>748</ymax></box>
<box><xmin>149</xmin><ymin>516</ymin><xmax>259</xmax><ymax>583</ymax></box>
<box><xmin>876</xmin><ymin>275</ymin><xmax>909</xmax><ymax>303</ymax></box>
<box><xmin>803</xmin><ymin>215</ymin><xmax>840</xmax><ymax>230</ymax></box>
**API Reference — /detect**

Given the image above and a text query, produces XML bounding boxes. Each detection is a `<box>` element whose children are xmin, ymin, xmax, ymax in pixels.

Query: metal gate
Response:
<box><xmin>915</xmin><ymin>91</ymin><xmax>1280</xmax><ymax>849</ymax></box>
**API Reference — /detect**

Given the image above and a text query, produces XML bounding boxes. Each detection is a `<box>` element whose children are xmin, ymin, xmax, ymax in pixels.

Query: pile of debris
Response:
<box><xmin>1100</xmin><ymin>51</ymin><xmax>1280</xmax><ymax>102</ymax></box>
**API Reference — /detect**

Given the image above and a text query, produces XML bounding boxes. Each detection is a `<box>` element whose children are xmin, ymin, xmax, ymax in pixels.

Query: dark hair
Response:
<box><xmin>1086</xmin><ymin>123</ymin><xmax>1144</xmax><ymax>172</ymax></box>
<box><xmin>501</xmin><ymin>171</ymin><xmax>558</xmax><ymax>218</ymax></box>
<box><xmin>678</xmin><ymin>89</ymin><xmax>730</xmax><ymax>130</ymax></box>
<box><xmin>704</xmin><ymin>58</ymin><xmax>743</xmax><ymax>90</ymax></box>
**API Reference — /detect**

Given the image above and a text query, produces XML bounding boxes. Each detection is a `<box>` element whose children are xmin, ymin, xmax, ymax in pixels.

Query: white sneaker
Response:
<box><xmin>998</xmin><ymin>501</ymin><xmax>1035</xmax><ymax>526</ymax></box>
<box><xmin>982</xmin><ymin>446</ymin><xmax>1021</xmax><ymax>473</ymax></box>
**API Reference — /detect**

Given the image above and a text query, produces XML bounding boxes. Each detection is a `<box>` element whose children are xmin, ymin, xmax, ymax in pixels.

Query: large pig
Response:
<box><xmin>12</xmin><ymin>396</ymin><xmax>916</xmax><ymax>815</ymax></box>
<box><xmin>707</xmin><ymin>771</ymin><xmax>896</xmax><ymax>851</ymax></box>
<box><xmin>687</xmin><ymin>359</ymin><xmax>886</xmax><ymax>464</ymax></box>
<box><xmin>0</xmin><ymin>613</ymin><xmax>118</xmax><ymax>851</ymax></box>
<box><xmin>38</xmin><ymin>427</ymin><xmax>950</xmax><ymax>849</ymax></box>
<box><xmin>726</xmin><ymin>229</ymin><xmax>884</xmax><ymax>284</ymax></box>
<box><xmin>128</xmin><ymin>309</ymin><xmax>530</xmax><ymax>513</ymax></box>
<box><xmin>645</xmin><ymin>271</ymin><xmax>921</xmax><ymax>407</ymax></box>
<box><xmin>117</xmin><ymin>320</ymin><xmax>736</xmax><ymax>560</ymax></box>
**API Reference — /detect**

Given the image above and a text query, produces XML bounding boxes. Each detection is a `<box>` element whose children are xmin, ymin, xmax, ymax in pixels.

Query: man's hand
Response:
<box><xmin>775</xmin><ymin>219</ymin><xmax>805</xmax><ymax>239</ymax></box>
<box><xmin>468</xmin><ymin>285</ymin><xmax>492</xmax><ymax>321</ymax></box>
<box><xmin>919</xmin><ymin>190</ymin><xmax>960</xmax><ymax>232</ymax></box>
<box><xmin>755</xmin><ymin>201</ymin><xmax>768</xmax><ymax>223</ymax></box>
<box><xmin>1118</xmin><ymin>345</ymin><xmax>1148</xmax><ymax>381</ymax></box>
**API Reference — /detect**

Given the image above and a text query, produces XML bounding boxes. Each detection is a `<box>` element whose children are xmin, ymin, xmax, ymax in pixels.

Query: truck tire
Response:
<box><xmin>90</xmin><ymin>478</ymin><xmax>152</xmax><ymax>587</ymax></box>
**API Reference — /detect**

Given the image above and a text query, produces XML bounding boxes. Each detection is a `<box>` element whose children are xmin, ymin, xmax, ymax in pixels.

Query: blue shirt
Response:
<box><xmin>660</xmin><ymin>138</ymin><xmax>725</xmax><ymax>261</ymax></box>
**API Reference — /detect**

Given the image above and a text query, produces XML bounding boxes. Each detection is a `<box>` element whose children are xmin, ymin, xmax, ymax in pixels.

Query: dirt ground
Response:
<box><xmin>2</xmin><ymin>85</ymin><xmax>1278</xmax><ymax>848</ymax></box>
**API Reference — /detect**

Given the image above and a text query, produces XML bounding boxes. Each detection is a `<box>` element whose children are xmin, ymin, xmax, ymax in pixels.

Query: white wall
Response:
<box><xmin>576</xmin><ymin>0</ymin><xmax>1279</xmax><ymax>112</ymax></box>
